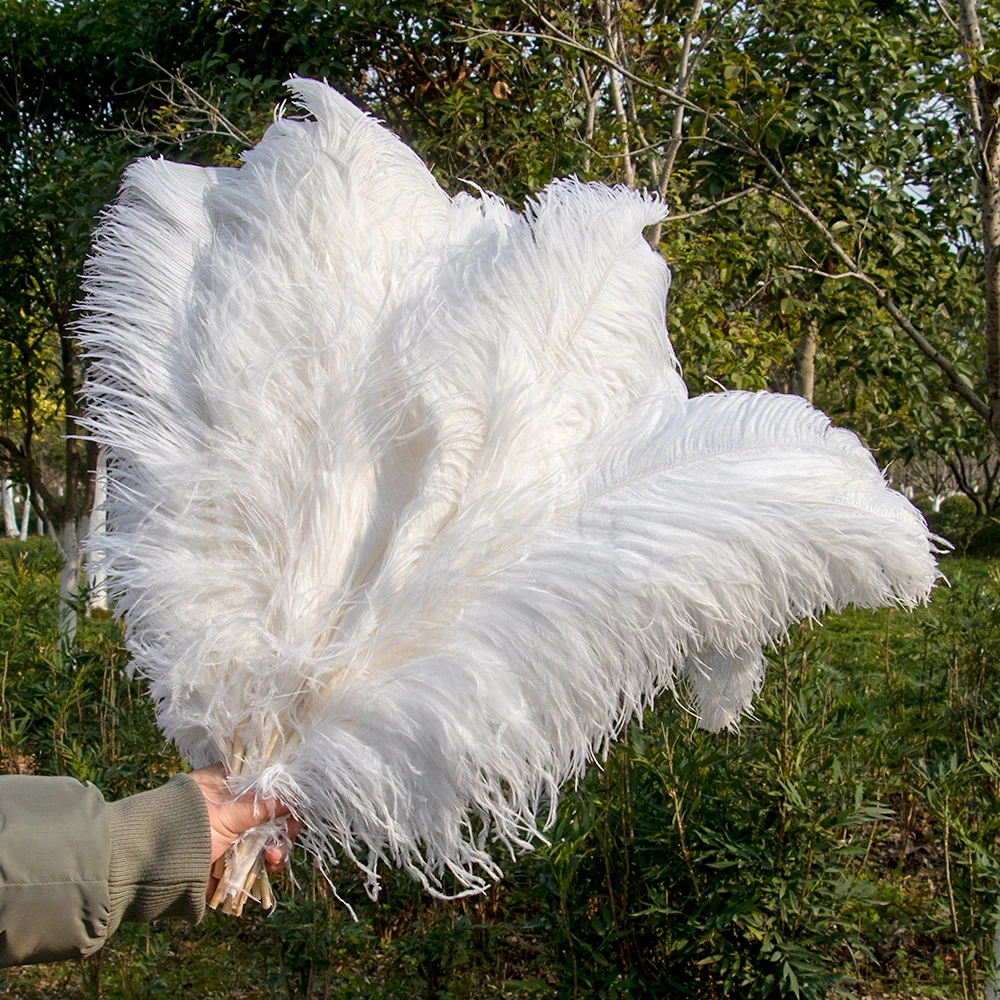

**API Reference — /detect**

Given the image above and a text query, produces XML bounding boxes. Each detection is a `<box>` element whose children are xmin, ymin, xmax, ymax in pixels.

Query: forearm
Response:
<box><xmin>0</xmin><ymin>773</ymin><xmax>211</xmax><ymax>967</ymax></box>
<box><xmin>106</xmin><ymin>774</ymin><xmax>211</xmax><ymax>935</ymax></box>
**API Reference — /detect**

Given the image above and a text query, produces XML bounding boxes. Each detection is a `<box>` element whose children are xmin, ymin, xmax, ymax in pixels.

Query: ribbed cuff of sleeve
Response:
<box><xmin>106</xmin><ymin>773</ymin><xmax>212</xmax><ymax>935</ymax></box>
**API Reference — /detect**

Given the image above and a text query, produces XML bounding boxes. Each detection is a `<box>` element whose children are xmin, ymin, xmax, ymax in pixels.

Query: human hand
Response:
<box><xmin>188</xmin><ymin>762</ymin><xmax>302</xmax><ymax>881</ymax></box>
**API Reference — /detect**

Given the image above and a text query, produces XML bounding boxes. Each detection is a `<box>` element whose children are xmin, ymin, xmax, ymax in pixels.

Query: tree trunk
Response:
<box><xmin>948</xmin><ymin>455</ymin><xmax>986</xmax><ymax>514</ymax></box>
<box><xmin>603</xmin><ymin>1</ymin><xmax>635</xmax><ymax>189</ymax></box>
<box><xmin>18</xmin><ymin>484</ymin><xmax>31</xmax><ymax>541</ymax></box>
<box><xmin>791</xmin><ymin>321</ymin><xmax>818</xmax><ymax>403</ymax></box>
<box><xmin>648</xmin><ymin>0</ymin><xmax>705</xmax><ymax>248</ymax></box>
<box><xmin>58</xmin><ymin>518</ymin><xmax>85</xmax><ymax>658</ymax></box>
<box><xmin>53</xmin><ymin>308</ymin><xmax>98</xmax><ymax>654</ymax></box>
<box><xmin>85</xmin><ymin>450</ymin><xmax>109</xmax><ymax>612</ymax></box>
<box><xmin>959</xmin><ymin>0</ymin><xmax>1000</xmax><ymax>449</ymax></box>
<box><xmin>1</xmin><ymin>479</ymin><xmax>16</xmax><ymax>537</ymax></box>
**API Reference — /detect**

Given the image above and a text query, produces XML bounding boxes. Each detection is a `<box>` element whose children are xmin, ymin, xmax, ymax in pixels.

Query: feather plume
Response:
<box><xmin>78</xmin><ymin>79</ymin><xmax>938</xmax><ymax>904</ymax></box>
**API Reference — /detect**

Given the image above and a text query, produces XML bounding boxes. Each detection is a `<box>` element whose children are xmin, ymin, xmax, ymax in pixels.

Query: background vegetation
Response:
<box><xmin>3</xmin><ymin>0</ymin><xmax>1000</xmax><ymax>997</ymax></box>
<box><xmin>0</xmin><ymin>536</ymin><xmax>997</xmax><ymax>999</ymax></box>
<box><xmin>6</xmin><ymin>0</ymin><xmax>1000</xmax><ymax>540</ymax></box>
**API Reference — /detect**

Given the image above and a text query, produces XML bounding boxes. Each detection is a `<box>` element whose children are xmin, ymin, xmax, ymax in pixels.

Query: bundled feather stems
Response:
<box><xmin>78</xmin><ymin>79</ymin><xmax>939</xmax><ymax>915</ymax></box>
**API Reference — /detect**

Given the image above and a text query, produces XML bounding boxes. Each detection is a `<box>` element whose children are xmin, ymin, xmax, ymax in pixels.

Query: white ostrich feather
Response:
<box><xmin>78</xmin><ymin>78</ymin><xmax>938</xmax><ymax>899</ymax></box>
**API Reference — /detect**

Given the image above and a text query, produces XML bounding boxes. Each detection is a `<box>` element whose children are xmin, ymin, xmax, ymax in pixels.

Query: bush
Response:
<box><xmin>925</xmin><ymin>495</ymin><xmax>1000</xmax><ymax>559</ymax></box>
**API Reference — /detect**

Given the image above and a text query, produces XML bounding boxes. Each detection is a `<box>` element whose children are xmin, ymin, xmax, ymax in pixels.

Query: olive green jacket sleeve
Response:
<box><xmin>0</xmin><ymin>773</ymin><xmax>212</xmax><ymax>967</ymax></box>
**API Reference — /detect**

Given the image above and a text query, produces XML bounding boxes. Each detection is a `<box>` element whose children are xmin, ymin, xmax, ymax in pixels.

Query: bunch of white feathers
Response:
<box><xmin>79</xmin><ymin>78</ymin><xmax>938</xmax><ymax>912</ymax></box>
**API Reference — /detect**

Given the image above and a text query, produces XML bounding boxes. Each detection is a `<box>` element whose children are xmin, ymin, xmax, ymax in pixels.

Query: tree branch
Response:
<box><xmin>124</xmin><ymin>54</ymin><xmax>254</xmax><ymax>150</ymax></box>
<box><xmin>601</xmin><ymin>1</ymin><xmax>635</xmax><ymax>187</ymax></box>
<box><xmin>659</xmin><ymin>0</ymin><xmax>705</xmax><ymax>196</ymax></box>
<box><xmin>0</xmin><ymin>436</ymin><xmax>61</xmax><ymax>520</ymax></box>
<box><xmin>665</xmin><ymin>186</ymin><xmax>760</xmax><ymax>221</ymax></box>
<box><xmin>784</xmin><ymin>265</ymin><xmax>857</xmax><ymax>280</ymax></box>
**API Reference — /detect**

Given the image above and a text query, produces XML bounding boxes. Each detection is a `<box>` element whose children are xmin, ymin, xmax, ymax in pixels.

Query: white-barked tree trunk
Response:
<box><xmin>18</xmin><ymin>485</ymin><xmax>31</xmax><ymax>541</ymax></box>
<box><xmin>85</xmin><ymin>450</ymin><xmax>108</xmax><ymax>612</ymax></box>
<box><xmin>1</xmin><ymin>479</ymin><xmax>16</xmax><ymax>538</ymax></box>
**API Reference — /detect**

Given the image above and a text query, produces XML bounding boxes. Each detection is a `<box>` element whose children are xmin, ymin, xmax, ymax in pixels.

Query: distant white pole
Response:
<box><xmin>18</xmin><ymin>485</ymin><xmax>31</xmax><ymax>541</ymax></box>
<box><xmin>36</xmin><ymin>494</ymin><xmax>45</xmax><ymax>536</ymax></box>
<box><xmin>86</xmin><ymin>450</ymin><xmax>109</xmax><ymax>612</ymax></box>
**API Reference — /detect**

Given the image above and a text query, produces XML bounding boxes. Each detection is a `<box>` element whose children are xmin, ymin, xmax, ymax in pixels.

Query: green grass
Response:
<box><xmin>0</xmin><ymin>538</ymin><xmax>997</xmax><ymax>999</ymax></box>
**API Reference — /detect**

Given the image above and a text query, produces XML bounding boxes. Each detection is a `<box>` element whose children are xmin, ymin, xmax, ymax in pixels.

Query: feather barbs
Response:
<box><xmin>78</xmin><ymin>80</ymin><xmax>937</xmax><ymax>911</ymax></box>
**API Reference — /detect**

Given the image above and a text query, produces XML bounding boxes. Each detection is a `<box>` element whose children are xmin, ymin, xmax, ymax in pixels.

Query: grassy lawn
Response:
<box><xmin>0</xmin><ymin>538</ymin><xmax>997</xmax><ymax>999</ymax></box>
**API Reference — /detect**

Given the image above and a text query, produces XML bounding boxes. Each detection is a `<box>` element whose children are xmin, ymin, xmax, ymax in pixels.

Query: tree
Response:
<box><xmin>0</xmin><ymin>0</ymin><xmax>213</xmax><ymax>645</ymax></box>
<box><xmin>452</xmin><ymin>2</ymin><xmax>1000</xmax><ymax>482</ymax></box>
